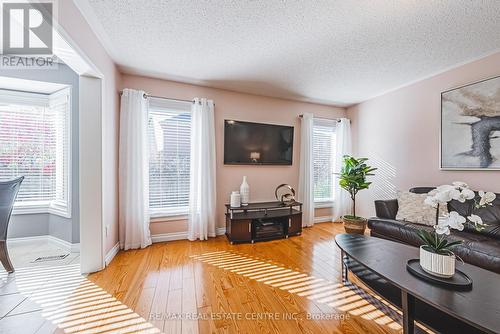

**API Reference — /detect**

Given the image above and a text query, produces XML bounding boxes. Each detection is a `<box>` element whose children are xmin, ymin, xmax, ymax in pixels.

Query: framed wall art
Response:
<box><xmin>441</xmin><ymin>75</ymin><xmax>500</xmax><ymax>170</ymax></box>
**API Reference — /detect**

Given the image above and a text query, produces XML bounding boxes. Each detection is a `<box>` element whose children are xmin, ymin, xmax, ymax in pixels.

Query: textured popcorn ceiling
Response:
<box><xmin>77</xmin><ymin>0</ymin><xmax>500</xmax><ymax>106</ymax></box>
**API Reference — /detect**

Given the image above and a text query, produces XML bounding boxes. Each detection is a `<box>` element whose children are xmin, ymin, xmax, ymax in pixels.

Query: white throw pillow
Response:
<box><xmin>396</xmin><ymin>191</ymin><xmax>448</xmax><ymax>226</ymax></box>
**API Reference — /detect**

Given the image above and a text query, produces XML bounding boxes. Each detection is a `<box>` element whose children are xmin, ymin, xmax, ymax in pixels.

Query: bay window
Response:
<box><xmin>0</xmin><ymin>88</ymin><xmax>71</xmax><ymax>217</ymax></box>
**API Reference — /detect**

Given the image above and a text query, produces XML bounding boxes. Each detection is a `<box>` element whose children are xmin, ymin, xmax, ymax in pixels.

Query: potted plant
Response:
<box><xmin>338</xmin><ymin>156</ymin><xmax>377</xmax><ymax>234</ymax></box>
<box><xmin>419</xmin><ymin>182</ymin><xmax>495</xmax><ymax>277</ymax></box>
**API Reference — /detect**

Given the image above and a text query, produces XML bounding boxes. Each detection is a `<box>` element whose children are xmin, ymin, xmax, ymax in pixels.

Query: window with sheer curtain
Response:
<box><xmin>148</xmin><ymin>98</ymin><xmax>192</xmax><ymax>217</ymax></box>
<box><xmin>0</xmin><ymin>88</ymin><xmax>71</xmax><ymax>217</ymax></box>
<box><xmin>312</xmin><ymin>118</ymin><xmax>336</xmax><ymax>205</ymax></box>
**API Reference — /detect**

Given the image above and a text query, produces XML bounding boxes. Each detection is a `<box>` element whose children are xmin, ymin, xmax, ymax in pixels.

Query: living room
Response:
<box><xmin>0</xmin><ymin>1</ymin><xmax>499</xmax><ymax>334</ymax></box>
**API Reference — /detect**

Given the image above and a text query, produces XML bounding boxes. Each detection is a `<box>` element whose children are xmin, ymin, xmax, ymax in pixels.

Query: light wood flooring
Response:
<box><xmin>0</xmin><ymin>223</ymin><xmax>432</xmax><ymax>334</ymax></box>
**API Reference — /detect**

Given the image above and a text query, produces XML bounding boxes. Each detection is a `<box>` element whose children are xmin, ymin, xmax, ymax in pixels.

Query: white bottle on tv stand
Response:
<box><xmin>240</xmin><ymin>176</ymin><xmax>250</xmax><ymax>206</ymax></box>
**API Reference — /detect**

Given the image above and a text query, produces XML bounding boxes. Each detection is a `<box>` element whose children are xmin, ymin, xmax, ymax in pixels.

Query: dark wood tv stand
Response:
<box><xmin>225</xmin><ymin>201</ymin><xmax>302</xmax><ymax>244</ymax></box>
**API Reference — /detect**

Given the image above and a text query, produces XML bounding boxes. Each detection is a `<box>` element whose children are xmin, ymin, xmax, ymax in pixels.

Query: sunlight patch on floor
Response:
<box><xmin>0</xmin><ymin>264</ymin><xmax>161</xmax><ymax>334</ymax></box>
<box><xmin>190</xmin><ymin>251</ymin><xmax>404</xmax><ymax>331</ymax></box>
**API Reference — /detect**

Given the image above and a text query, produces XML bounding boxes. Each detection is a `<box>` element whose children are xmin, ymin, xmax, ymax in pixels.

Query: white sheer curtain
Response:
<box><xmin>332</xmin><ymin>118</ymin><xmax>352</xmax><ymax>222</ymax></box>
<box><xmin>119</xmin><ymin>89</ymin><xmax>152</xmax><ymax>250</ymax></box>
<box><xmin>299</xmin><ymin>113</ymin><xmax>314</xmax><ymax>227</ymax></box>
<box><xmin>188</xmin><ymin>98</ymin><xmax>216</xmax><ymax>241</ymax></box>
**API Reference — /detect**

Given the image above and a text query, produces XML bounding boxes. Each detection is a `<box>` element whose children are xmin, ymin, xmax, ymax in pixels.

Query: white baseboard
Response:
<box><xmin>315</xmin><ymin>216</ymin><xmax>333</xmax><ymax>223</ymax></box>
<box><xmin>152</xmin><ymin>227</ymin><xmax>226</xmax><ymax>243</ymax></box>
<box><xmin>6</xmin><ymin>235</ymin><xmax>46</xmax><ymax>244</ymax></box>
<box><xmin>105</xmin><ymin>242</ymin><xmax>120</xmax><ymax>266</ymax></box>
<box><xmin>48</xmin><ymin>236</ymin><xmax>80</xmax><ymax>253</ymax></box>
<box><xmin>7</xmin><ymin>235</ymin><xmax>80</xmax><ymax>253</ymax></box>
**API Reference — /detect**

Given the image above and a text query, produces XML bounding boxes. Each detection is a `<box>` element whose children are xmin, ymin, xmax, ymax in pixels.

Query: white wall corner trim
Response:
<box><xmin>105</xmin><ymin>242</ymin><xmax>120</xmax><ymax>266</ymax></box>
<box><xmin>152</xmin><ymin>227</ymin><xmax>226</xmax><ymax>243</ymax></box>
<box><xmin>48</xmin><ymin>236</ymin><xmax>80</xmax><ymax>253</ymax></box>
<box><xmin>314</xmin><ymin>216</ymin><xmax>333</xmax><ymax>223</ymax></box>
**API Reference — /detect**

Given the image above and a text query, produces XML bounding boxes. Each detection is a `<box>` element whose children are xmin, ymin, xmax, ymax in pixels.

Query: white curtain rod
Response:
<box><xmin>298</xmin><ymin>114</ymin><xmax>346</xmax><ymax>122</ymax></box>
<box><xmin>118</xmin><ymin>90</ymin><xmax>215</xmax><ymax>105</ymax></box>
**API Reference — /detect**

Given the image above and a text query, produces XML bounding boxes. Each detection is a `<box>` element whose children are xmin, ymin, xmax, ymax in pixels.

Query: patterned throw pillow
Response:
<box><xmin>396</xmin><ymin>191</ymin><xmax>448</xmax><ymax>226</ymax></box>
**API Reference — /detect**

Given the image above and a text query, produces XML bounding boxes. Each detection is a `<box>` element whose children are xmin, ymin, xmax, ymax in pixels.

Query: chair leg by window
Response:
<box><xmin>0</xmin><ymin>241</ymin><xmax>14</xmax><ymax>273</ymax></box>
<box><xmin>0</xmin><ymin>176</ymin><xmax>25</xmax><ymax>274</ymax></box>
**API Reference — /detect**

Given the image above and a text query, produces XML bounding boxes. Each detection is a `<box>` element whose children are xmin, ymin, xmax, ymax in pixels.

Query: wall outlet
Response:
<box><xmin>105</xmin><ymin>225</ymin><xmax>109</xmax><ymax>237</ymax></box>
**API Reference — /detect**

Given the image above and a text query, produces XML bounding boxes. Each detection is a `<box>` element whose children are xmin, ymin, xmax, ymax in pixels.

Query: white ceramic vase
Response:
<box><xmin>240</xmin><ymin>176</ymin><xmax>250</xmax><ymax>206</ymax></box>
<box><xmin>419</xmin><ymin>246</ymin><xmax>455</xmax><ymax>278</ymax></box>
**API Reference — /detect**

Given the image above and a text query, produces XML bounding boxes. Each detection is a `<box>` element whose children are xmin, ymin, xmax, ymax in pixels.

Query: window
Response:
<box><xmin>0</xmin><ymin>88</ymin><xmax>71</xmax><ymax>217</ymax></box>
<box><xmin>313</xmin><ymin>118</ymin><xmax>336</xmax><ymax>205</ymax></box>
<box><xmin>148</xmin><ymin>98</ymin><xmax>191</xmax><ymax>217</ymax></box>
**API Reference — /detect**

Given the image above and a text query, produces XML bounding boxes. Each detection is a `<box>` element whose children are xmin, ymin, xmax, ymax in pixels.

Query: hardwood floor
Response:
<box><xmin>0</xmin><ymin>223</ymin><xmax>432</xmax><ymax>333</ymax></box>
<box><xmin>87</xmin><ymin>223</ymin><xmax>429</xmax><ymax>334</ymax></box>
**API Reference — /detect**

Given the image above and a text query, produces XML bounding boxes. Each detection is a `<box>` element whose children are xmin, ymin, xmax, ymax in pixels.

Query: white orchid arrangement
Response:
<box><xmin>417</xmin><ymin>182</ymin><xmax>496</xmax><ymax>255</ymax></box>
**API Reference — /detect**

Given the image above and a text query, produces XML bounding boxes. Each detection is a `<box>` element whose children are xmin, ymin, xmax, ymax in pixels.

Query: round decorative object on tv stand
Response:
<box><xmin>275</xmin><ymin>184</ymin><xmax>296</xmax><ymax>203</ymax></box>
<box><xmin>240</xmin><ymin>176</ymin><xmax>250</xmax><ymax>206</ymax></box>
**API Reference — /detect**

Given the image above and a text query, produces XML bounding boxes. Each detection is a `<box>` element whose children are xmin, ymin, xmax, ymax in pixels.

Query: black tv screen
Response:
<box><xmin>224</xmin><ymin>120</ymin><xmax>294</xmax><ymax>165</ymax></box>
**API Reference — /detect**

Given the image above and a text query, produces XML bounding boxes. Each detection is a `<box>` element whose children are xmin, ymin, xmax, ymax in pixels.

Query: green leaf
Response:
<box><xmin>444</xmin><ymin>240</ymin><xmax>462</xmax><ymax>249</ymax></box>
<box><xmin>436</xmin><ymin>238</ymin><xmax>448</xmax><ymax>250</ymax></box>
<box><xmin>338</xmin><ymin>155</ymin><xmax>376</xmax><ymax>216</ymax></box>
<box><xmin>417</xmin><ymin>230</ymin><xmax>436</xmax><ymax>247</ymax></box>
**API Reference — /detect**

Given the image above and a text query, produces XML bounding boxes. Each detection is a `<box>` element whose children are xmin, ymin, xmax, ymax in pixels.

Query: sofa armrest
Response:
<box><xmin>374</xmin><ymin>199</ymin><xmax>398</xmax><ymax>219</ymax></box>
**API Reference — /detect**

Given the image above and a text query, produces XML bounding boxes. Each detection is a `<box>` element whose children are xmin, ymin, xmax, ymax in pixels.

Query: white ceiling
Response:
<box><xmin>77</xmin><ymin>1</ymin><xmax>500</xmax><ymax>106</ymax></box>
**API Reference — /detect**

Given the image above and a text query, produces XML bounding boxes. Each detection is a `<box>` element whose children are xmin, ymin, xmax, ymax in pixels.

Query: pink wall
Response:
<box><xmin>121</xmin><ymin>74</ymin><xmax>345</xmax><ymax>234</ymax></box>
<box><xmin>59</xmin><ymin>1</ymin><xmax>120</xmax><ymax>254</ymax></box>
<box><xmin>348</xmin><ymin>52</ymin><xmax>500</xmax><ymax>217</ymax></box>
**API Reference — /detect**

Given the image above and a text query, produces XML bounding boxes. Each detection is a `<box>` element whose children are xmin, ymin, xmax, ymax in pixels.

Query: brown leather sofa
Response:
<box><xmin>368</xmin><ymin>187</ymin><xmax>500</xmax><ymax>274</ymax></box>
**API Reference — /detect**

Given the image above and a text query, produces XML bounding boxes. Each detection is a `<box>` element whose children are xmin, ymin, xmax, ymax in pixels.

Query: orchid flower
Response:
<box><xmin>424</xmin><ymin>196</ymin><xmax>439</xmax><ymax>208</ymax></box>
<box><xmin>478</xmin><ymin>191</ymin><xmax>496</xmax><ymax>206</ymax></box>
<box><xmin>467</xmin><ymin>214</ymin><xmax>487</xmax><ymax>231</ymax></box>
<box><xmin>445</xmin><ymin>211</ymin><xmax>465</xmax><ymax>231</ymax></box>
<box><xmin>452</xmin><ymin>181</ymin><xmax>469</xmax><ymax>189</ymax></box>
<box><xmin>449</xmin><ymin>188</ymin><xmax>475</xmax><ymax>203</ymax></box>
<box><xmin>436</xmin><ymin>184</ymin><xmax>454</xmax><ymax>192</ymax></box>
<box><xmin>421</xmin><ymin>182</ymin><xmax>493</xmax><ymax>254</ymax></box>
<box><xmin>435</xmin><ymin>190</ymin><xmax>452</xmax><ymax>203</ymax></box>
<box><xmin>434</xmin><ymin>222</ymin><xmax>450</xmax><ymax>235</ymax></box>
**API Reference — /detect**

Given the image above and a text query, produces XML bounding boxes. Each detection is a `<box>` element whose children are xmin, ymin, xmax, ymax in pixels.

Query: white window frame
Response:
<box><xmin>0</xmin><ymin>88</ymin><xmax>72</xmax><ymax>218</ymax></box>
<box><xmin>148</xmin><ymin>98</ymin><xmax>192</xmax><ymax>219</ymax></box>
<box><xmin>312</xmin><ymin>118</ymin><xmax>336</xmax><ymax>208</ymax></box>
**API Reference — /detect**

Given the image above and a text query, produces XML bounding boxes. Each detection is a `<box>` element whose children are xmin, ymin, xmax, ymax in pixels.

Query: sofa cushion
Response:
<box><xmin>374</xmin><ymin>199</ymin><xmax>398</xmax><ymax>220</ymax></box>
<box><xmin>450</xmin><ymin>234</ymin><xmax>500</xmax><ymax>273</ymax></box>
<box><xmin>368</xmin><ymin>218</ymin><xmax>500</xmax><ymax>273</ymax></box>
<box><xmin>396</xmin><ymin>191</ymin><xmax>447</xmax><ymax>226</ymax></box>
<box><xmin>368</xmin><ymin>218</ymin><xmax>432</xmax><ymax>246</ymax></box>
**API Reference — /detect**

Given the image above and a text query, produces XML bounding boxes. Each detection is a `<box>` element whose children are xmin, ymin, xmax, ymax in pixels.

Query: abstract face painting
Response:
<box><xmin>441</xmin><ymin>76</ymin><xmax>500</xmax><ymax>170</ymax></box>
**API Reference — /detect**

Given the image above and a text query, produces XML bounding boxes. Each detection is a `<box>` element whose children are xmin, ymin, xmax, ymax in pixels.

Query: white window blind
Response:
<box><xmin>313</xmin><ymin>118</ymin><xmax>336</xmax><ymax>203</ymax></box>
<box><xmin>50</xmin><ymin>89</ymin><xmax>71</xmax><ymax>215</ymax></box>
<box><xmin>0</xmin><ymin>88</ymin><xmax>71</xmax><ymax>217</ymax></box>
<box><xmin>148</xmin><ymin>98</ymin><xmax>191</xmax><ymax>217</ymax></box>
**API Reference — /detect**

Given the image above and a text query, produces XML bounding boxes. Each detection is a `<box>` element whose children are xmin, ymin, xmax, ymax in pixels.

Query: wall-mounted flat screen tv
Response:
<box><xmin>224</xmin><ymin>120</ymin><xmax>294</xmax><ymax>165</ymax></box>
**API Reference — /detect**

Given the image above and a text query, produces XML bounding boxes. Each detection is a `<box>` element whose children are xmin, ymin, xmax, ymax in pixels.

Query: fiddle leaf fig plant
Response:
<box><xmin>338</xmin><ymin>156</ymin><xmax>377</xmax><ymax>218</ymax></box>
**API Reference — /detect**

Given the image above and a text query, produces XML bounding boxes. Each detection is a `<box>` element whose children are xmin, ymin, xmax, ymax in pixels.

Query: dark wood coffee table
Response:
<box><xmin>335</xmin><ymin>234</ymin><xmax>500</xmax><ymax>334</ymax></box>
